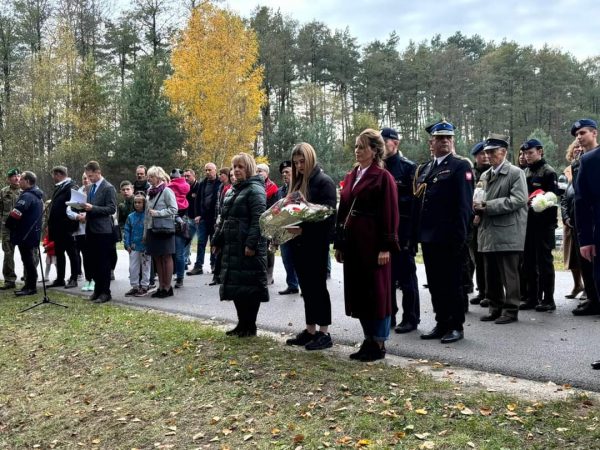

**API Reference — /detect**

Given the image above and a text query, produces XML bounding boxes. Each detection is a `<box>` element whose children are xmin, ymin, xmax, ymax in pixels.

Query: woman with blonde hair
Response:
<box><xmin>285</xmin><ymin>143</ymin><xmax>337</xmax><ymax>351</ymax></box>
<box><xmin>561</xmin><ymin>140</ymin><xmax>584</xmax><ymax>299</ymax></box>
<box><xmin>144</xmin><ymin>166</ymin><xmax>178</xmax><ymax>298</ymax></box>
<box><xmin>212</xmin><ymin>152</ymin><xmax>269</xmax><ymax>337</ymax></box>
<box><xmin>335</xmin><ymin>129</ymin><xmax>399</xmax><ymax>361</ymax></box>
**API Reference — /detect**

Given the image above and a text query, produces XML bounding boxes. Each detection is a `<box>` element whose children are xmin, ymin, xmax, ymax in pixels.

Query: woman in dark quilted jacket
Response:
<box><xmin>212</xmin><ymin>152</ymin><xmax>269</xmax><ymax>337</ymax></box>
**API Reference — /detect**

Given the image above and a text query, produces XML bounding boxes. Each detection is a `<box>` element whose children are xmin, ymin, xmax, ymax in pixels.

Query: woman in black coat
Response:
<box><xmin>212</xmin><ymin>152</ymin><xmax>269</xmax><ymax>337</ymax></box>
<box><xmin>285</xmin><ymin>143</ymin><xmax>337</xmax><ymax>351</ymax></box>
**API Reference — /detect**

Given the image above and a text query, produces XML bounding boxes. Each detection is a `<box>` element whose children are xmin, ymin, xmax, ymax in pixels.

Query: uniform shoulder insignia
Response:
<box><xmin>465</xmin><ymin>171</ymin><xmax>473</xmax><ymax>181</ymax></box>
<box><xmin>9</xmin><ymin>208</ymin><xmax>22</xmax><ymax>219</ymax></box>
<box><xmin>16</xmin><ymin>199</ymin><xmax>26</xmax><ymax>206</ymax></box>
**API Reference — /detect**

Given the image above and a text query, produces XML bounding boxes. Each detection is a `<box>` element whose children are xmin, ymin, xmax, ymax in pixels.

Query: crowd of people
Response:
<box><xmin>2</xmin><ymin>118</ymin><xmax>600</xmax><ymax>367</ymax></box>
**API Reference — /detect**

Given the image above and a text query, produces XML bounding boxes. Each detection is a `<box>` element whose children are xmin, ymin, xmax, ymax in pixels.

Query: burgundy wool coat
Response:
<box><xmin>335</xmin><ymin>164</ymin><xmax>400</xmax><ymax>320</ymax></box>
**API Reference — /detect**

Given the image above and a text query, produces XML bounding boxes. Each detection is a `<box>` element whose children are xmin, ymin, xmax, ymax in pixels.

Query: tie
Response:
<box><xmin>433</xmin><ymin>159</ymin><xmax>439</xmax><ymax>168</ymax></box>
<box><xmin>89</xmin><ymin>183</ymin><xmax>97</xmax><ymax>201</ymax></box>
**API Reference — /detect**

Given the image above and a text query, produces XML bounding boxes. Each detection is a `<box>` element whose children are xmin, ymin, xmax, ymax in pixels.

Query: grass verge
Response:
<box><xmin>0</xmin><ymin>291</ymin><xmax>598</xmax><ymax>449</ymax></box>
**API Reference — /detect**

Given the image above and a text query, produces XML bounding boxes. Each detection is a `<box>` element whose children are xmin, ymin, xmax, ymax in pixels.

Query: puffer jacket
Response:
<box><xmin>167</xmin><ymin>177</ymin><xmax>190</xmax><ymax>211</ymax></box>
<box><xmin>212</xmin><ymin>175</ymin><xmax>269</xmax><ymax>302</ymax></box>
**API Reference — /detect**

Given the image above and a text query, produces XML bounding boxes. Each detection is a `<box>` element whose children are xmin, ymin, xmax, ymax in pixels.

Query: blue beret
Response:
<box><xmin>279</xmin><ymin>160</ymin><xmax>292</xmax><ymax>173</ymax></box>
<box><xmin>381</xmin><ymin>127</ymin><xmax>399</xmax><ymax>140</ymax></box>
<box><xmin>571</xmin><ymin>119</ymin><xmax>598</xmax><ymax>137</ymax></box>
<box><xmin>426</xmin><ymin>120</ymin><xmax>455</xmax><ymax>136</ymax></box>
<box><xmin>470</xmin><ymin>141</ymin><xmax>485</xmax><ymax>156</ymax></box>
<box><xmin>520</xmin><ymin>139</ymin><xmax>543</xmax><ymax>151</ymax></box>
<box><xmin>484</xmin><ymin>138</ymin><xmax>509</xmax><ymax>151</ymax></box>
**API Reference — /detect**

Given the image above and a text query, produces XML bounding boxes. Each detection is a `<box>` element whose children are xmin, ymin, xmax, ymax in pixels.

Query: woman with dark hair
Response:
<box><xmin>210</xmin><ymin>167</ymin><xmax>232</xmax><ymax>285</ymax></box>
<box><xmin>285</xmin><ymin>143</ymin><xmax>337</xmax><ymax>351</ymax></box>
<box><xmin>212</xmin><ymin>153</ymin><xmax>269</xmax><ymax>337</ymax></box>
<box><xmin>145</xmin><ymin>166</ymin><xmax>178</xmax><ymax>298</ymax></box>
<box><xmin>335</xmin><ymin>128</ymin><xmax>399</xmax><ymax>361</ymax></box>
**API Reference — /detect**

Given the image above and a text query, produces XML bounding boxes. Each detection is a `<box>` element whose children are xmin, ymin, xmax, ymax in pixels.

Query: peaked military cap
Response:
<box><xmin>484</xmin><ymin>137</ymin><xmax>509</xmax><ymax>151</ymax></box>
<box><xmin>571</xmin><ymin>118</ymin><xmax>598</xmax><ymax>137</ymax></box>
<box><xmin>381</xmin><ymin>127</ymin><xmax>399</xmax><ymax>140</ymax></box>
<box><xmin>279</xmin><ymin>160</ymin><xmax>292</xmax><ymax>174</ymax></box>
<box><xmin>520</xmin><ymin>139</ymin><xmax>543</xmax><ymax>150</ymax></box>
<box><xmin>470</xmin><ymin>141</ymin><xmax>485</xmax><ymax>156</ymax></box>
<box><xmin>425</xmin><ymin>120</ymin><xmax>455</xmax><ymax>136</ymax></box>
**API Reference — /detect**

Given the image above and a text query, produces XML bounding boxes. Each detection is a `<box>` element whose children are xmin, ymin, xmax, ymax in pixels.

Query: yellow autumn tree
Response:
<box><xmin>164</xmin><ymin>2</ymin><xmax>265</xmax><ymax>167</ymax></box>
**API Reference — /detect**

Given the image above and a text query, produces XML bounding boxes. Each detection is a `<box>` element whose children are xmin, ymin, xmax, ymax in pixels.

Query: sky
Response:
<box><xmin>222</xmin><ymin>0</ymin><xmax>599</xmax><ymax>60</ymax></box>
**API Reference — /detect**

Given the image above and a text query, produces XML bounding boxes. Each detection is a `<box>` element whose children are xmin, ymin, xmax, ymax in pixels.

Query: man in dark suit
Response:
<box><xmin>573</xmin><ymin>119</ymin><xmax>600</xmax><ymax>369</ymax></box>
<box><xmin>47</xmin><ymin>166</ymin><xmax>80</xmax><ymax>288</ymax></box>
<box><xmin>415</xmin><ymin>120</ymin><xmax>474</xmax><ymax>343</ymax></box>
<box><xmin>82</xmin><ymin>161</ymin><xmax>117</xmax><ymax>303</ymax></box>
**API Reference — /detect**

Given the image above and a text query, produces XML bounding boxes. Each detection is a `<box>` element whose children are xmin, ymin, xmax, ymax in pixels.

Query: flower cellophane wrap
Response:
<box><xmin>259</xmin><ymin>191</ymin><xmax>335</xmax><ymax>244</ymax></box>
<box><xmin>529</xmin><ymin>189</ymin><xmax>558</xmax><ymax>213</ymax></box>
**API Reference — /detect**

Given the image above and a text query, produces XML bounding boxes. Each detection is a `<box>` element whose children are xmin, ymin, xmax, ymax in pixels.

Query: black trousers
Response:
<box><xmin>291</xmin><ymin>236</ymin><xmax>331</xmax><ymax>326</ymax></box>
<box><xmin>54</xmin><ymin>235</ymin><xmax>80</xmax><ymax>282</ymax></box>
<box><xmin>421</xmin><ymin>242</ymin><xmax>465</xmax><ymax>331</ymax></box>
<box><xmin>233</xmin><ymin>299</ymin><xmax>260</xmax><ymax>327</ymax></box>
<box><xmin>484</xmin><ymin>251</ymin><xmax>521</xmax><ymax>318</ymax></box>
<box><xmin>391</xmin><ymin>249</ymin><xmax>420</xmax><ymax>326</ymax></box>
<box><xmin>18</xmin><ymin>244</ymin><xmax>37</xmax><ymax>289</ymax></box>
<box><xmin>87</xmin><ymin>232</ymin><xmax>114</xmax><ymax>295</ymax></box>
<box><xmin>523</xmin><ymin>225</ymin><xmax>555</xmax><ymax>303</ymax></box>
<box><xmin>468</xmin><ymin>229</ymin><xmax>486</xmax><ymax>298</ymax></box>
<box><xmin>572</xmin><ymin>228</ymin><xmax>599</xmax><ymax>304</ymax></box>
<box><xmin>75</xmin><ymin>234</ymin><xmax>92</xmax><ymax>282</ymax></box>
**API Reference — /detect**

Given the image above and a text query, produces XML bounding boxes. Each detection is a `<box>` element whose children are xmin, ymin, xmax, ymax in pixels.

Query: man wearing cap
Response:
<box><xmin>414</xmin><ymin>120</ymin><xmax>474</xmax><ymax>343</ymax></box>
<box><xmin>381</xmin><ymin>127</ymin><xmax>420</xmax><ymax>333</ymax></box>
<box><xmin>5</xmin><ymin>171</ymin><xmax>44</xmax><ymax>296</ymax></box>
<box><xmin>0</xmin><ymin>169</ymin><xmax>21</xmax><ymax>290</ymax></box>
<box><xmin>571</xmin><ymin>119</ymin><xmax>600</xmax><ymax>317</ymax></box>
<box><xmin>520</xmin><ymin>138</ymin><xmax>560</xmax><ymax>312</ymax></box>
<box><xmin>573</xmin><ymin>119</ymin><xmax>600</xmax><ymax>369</ymax></box>
<box><xmin>277</xmin><ymin>161</ymin><xmax>300</xmax><ymax>295</ymax></box>
<box><xmin>474</xmin><ymin>137</ymin><xmax>528</xmax><ymax>324</ymax></box>
<box><xmin>469</xmin><ymin>142</ymin><xmax>491</xmax><ymax>307</ymax></box>
<box><xmin>47</xmin><ymin>166</ymin><xmax>80</xmax><ymax>289</ymax></box>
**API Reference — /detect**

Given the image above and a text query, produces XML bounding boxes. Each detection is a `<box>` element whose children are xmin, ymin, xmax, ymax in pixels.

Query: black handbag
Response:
<box><xmin>336</xmin><ymin>197</ymin><xmax>356</xmax><ymax>249</ymax></box>
<box><xmin>150</xmin><ymin>189</ymin><xmax>175</xmax><ymax>235</ymax></box>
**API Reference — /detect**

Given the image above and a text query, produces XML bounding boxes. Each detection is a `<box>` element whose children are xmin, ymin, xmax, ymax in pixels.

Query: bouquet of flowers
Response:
<box><xmin>260</xmin><ymin>191</ymin><xmax>335</xmax><ymax>244</ymax></box>
<box><xmin>529</xmin><ymin>189</ymin><xmax>558</xmax><ymax>213</ymax></box>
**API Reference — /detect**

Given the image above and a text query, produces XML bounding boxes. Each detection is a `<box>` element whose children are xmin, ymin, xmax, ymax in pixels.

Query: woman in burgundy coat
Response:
<box><xmin>335</xmin><ymin>129</ymin><xmax>400</xmax><ymax>361</ymax></box>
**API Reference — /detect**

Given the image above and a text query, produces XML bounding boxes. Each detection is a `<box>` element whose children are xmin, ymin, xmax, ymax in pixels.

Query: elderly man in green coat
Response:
<box><xmin>474</xmin><ymin>137</ymin><xmax>528</xmax><ymax>324</ymax></box>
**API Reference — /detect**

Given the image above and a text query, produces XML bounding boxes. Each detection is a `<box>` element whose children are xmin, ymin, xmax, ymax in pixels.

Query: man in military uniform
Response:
<box><xmin>519</xmin><ymin>139</ymin><xmax>560</xmax><ymax>312</ymax></box>
<box><xmin>571</xmin><ymin>119</ymin><xmax>600</xmax><ymax>316</ymax></box>
<box><xmin>381</xmin><ymin>127</ymin><xmax>420</xmax><ymax>333</ymax></box>
<box><xmin>0</xmin><ymin>169</ymin><xmax>21</xmax><ymax>290</ymax></box>
<box><xmin>415</xmin><ymin>120</ymin><xmax>474</xmax><ymax>343</ymax></box>
<box><xmin>469</xmin><ymin>142</ymin><xmax>491</xmax><ymax>306</ymax></box>
<box><xmin>573</xmin><ymin>119</ymin><xmax>600</xmax><ymax>370</ymax></box>
<box><xmin>5</xmin><ymin>171</ymin><xmax>44</xmax><ymax>296</ymax></box>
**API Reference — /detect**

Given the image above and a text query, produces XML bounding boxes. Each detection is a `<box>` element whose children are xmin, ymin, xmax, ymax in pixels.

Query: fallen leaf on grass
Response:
<box><xmin>415</xmin><ymin>433</ymin><xmax>430</xmax><ymax>440</ymax></box>
<box><xmin>467</xmin><ymin>442</ymin><xmax>475</xmax><ymax>448</ymax></box>
<box><xmin>192</xmin><ymin>432</ymin><xmax>205</xmax><ymax>440</ymax></box>
<box><xmin>556</xmin><ymin>427</ymin><xmax>569</xmax><ymax>432</ymax></box>
<box><xmin>222</xmin><ymin>428</ymin><xmax>232</xmax><ymax>436</ymax></box>
<box><xmin>357</xmin><ymin>439</ymin><xmax>371</xmax><ymax>447</ymax></box>
<box><xmin>293</xmin><ymin>434</ymin><xmax>304</xmax><ymax>443</ymax></box>
<box><xmin>415</xmin><ymin>409</ymin><xmax>428</xmax><ymax>415</ymax></box>
<box><xmin>271</xmin><ymin>428</ymin><xmax>281</xmax><ymax>436</ymax></box>
<box><xmin>460</xmin><ymin>408</ymin><xmax>474</xmax><ymax>415</ymax></box>
<box><xmin>91</xmin><ymin>439</ymin><xmax>100</xmax><ymax>444</ymax></box>
<box><xmin>506</xmin><ymin>403</ymin><xmax>517</xmax><ymax>411</ymax></box>
<box><xmin>479</xmin><ymin>407</ymin><xmax>493</xmax><ymax>416</ymax></box>
<box><xmin>394</xmin><ymin>431</ymin><xmax>406</xmax><ymax>439</ymax></box>
<box><xmin>167</xmin><ymin>426</ymin><xmax>176</xmax><ymax>431</ymax></box>
<box><xmin>243</xmin><ymin>434</ymin><xmax>253</xmax><ymax>441</ymax></box>
<box><xmin>336</xmin><ymin>436</ymin><xmax>352</xmax><ymax>445</ymax></box>
<box><xmin>419</xmin><ymin>441</ymin><xmax>435</xmax><ymax>449</ymax></box>
<box><xmin>211</xmin><ymin>416</ymin><xmax>221</xmax><ymax>424</ymax></box>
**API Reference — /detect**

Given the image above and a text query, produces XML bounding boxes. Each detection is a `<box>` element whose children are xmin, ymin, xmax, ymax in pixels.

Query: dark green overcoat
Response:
<box><xmin>212</xmin><ymin>175</ymin><xmax>269</xmax><ymax>302</ymax></box>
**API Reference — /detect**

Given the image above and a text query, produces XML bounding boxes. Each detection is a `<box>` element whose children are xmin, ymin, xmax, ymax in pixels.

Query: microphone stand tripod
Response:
<box><xmin>18</xmin><ymin>200</ymin><xmax>67</xmax><ymax>313</ymax></box>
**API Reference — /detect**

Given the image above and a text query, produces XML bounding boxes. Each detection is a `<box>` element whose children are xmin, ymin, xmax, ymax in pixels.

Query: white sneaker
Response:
<box><xmin>81</xmin><ymin>281</ymin><xmax>89</xmax><ymax>291</ymax></box>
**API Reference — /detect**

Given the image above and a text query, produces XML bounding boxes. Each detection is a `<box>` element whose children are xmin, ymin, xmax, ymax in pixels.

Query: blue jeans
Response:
<box><xmin>174</xmin><ymin>234</ymin><xmax>188</xmax><ymax>280</ymax></box>
<box><xmin>185</xmin><ymin>217</ymin><xmax>198</xmax><ymax>265</ymax></box>
<box><xmin>359</xmin><ymin>316</ymin><xmax>391</xmax><ymax>342</ymax></box>
<box><xmin>192</xmin><ymin>219</ymin><xmax>214</xmax><ymax>269</ymax></box>
<box><xmin>280</xmin><ymin>242</ymin><xmax>298</xmax><ymax>290</ymax></box>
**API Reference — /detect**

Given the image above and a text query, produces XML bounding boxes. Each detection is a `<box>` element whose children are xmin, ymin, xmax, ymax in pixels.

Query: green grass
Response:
<box><xmin>1</xmin><ymin>291</ymin><xmax>598</xmax><ymax>449</ymax></box>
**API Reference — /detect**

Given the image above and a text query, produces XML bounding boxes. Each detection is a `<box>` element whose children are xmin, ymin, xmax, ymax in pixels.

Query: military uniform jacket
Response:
<box><xmin>414</xmin><ymin>154</ymin><xmax>474</xmax><ymax>244</ymax></box>
<box><xmin>0</xmin><ymin>185</ymin><xmax>21</xmax><ymax>235</ymax></box>
<box><xmin>524</xmin><ymin>158</ymin><xmax>559</xmax><ymax>228</ymax></box>
<box><xmin>575</xmin><ymin>147</ymin><xmax>600</xmax><ymax>246</ymax></box>
<box><xmin>6</xmin><ymin>186</ymin><xmax>44</xmax><ymax>247</ymax></box>
<box><xmin>385</xmin><ymin>152</ymin><xmax>417</xmax><ymax>248</ymax></box>
<box><xmin>477</xmin><ymin>162</ymin><xmax>528</xmax><ymax>252</ymax></box>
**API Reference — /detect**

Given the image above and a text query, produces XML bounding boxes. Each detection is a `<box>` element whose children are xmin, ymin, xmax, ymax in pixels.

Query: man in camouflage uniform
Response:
<box><xmin>0</xmin><ymin>169</ymin><xmax>21</xmax><ymax>290</ymax></box>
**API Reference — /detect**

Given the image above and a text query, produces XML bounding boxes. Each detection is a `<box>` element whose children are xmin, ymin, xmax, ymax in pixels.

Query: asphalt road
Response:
<box><xmin>9</xmin><ymin>248</ymin><xmax>600</xmax><ymax>392</ymax></box>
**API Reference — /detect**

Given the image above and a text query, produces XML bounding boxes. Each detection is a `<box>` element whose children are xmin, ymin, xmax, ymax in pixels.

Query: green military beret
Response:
<box><xmin>6</xmin><ymin>168</ymin><xmax>19</xmax><ymax>177</ymax></box>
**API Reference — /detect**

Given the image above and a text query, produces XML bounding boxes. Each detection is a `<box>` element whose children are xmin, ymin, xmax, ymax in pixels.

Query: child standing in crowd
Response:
<box><xmin>124</xmin><ymin>193</ymin><xmax>151</xmax><ymax>297</ymax></box>
<box><xmin>42</xmin><ymin>233</ymin><xmax>56</xmax><ymax>282</ymax></box>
